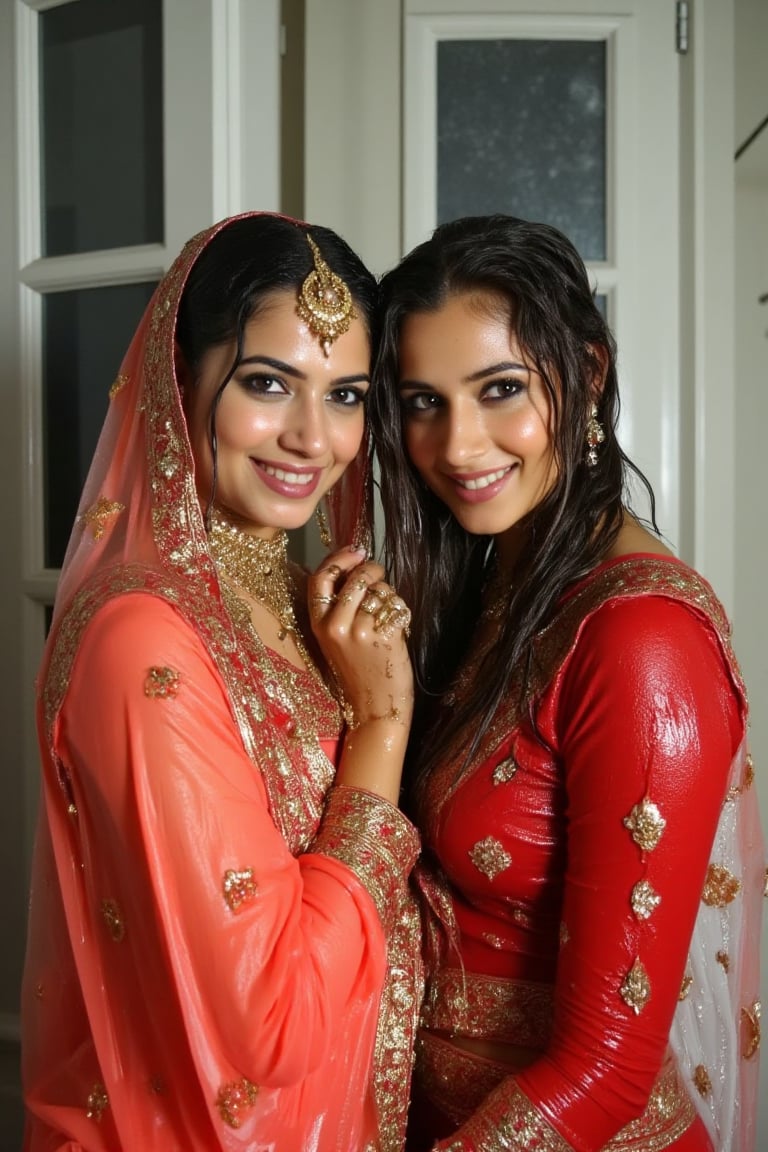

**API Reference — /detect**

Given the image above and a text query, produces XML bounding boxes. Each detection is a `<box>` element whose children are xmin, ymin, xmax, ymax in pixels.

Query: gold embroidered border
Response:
<box><xmin>440</xmin><ymin>1080</ymin><xmax>572</xmax><ymax>1151</ymax></box>
<box><xmin>310</xmin><ymin>786</ymin><xmax>420</xmax><ymax>934</ymax></box>
<box><xmin>416</xmin><ymin>1031</ymin><xmax>510</xmax><ymax>1127</ymax></box>
<box><xmin>421</xmin><ymin>968</ymin><xmax>554</xmax><ymax>1047</ymax></box>
<box><xmin>426</xmin><ymin>1049</ymin><xmax>695</xmax><ymax>1152</ymax></box>
<box><xmin>372</xmin><ymin>893</ymin><xmax>424</xmax><ymax>1152</ymax></box>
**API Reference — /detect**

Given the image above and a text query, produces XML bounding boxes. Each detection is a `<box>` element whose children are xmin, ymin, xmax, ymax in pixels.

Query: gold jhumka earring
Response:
<box><xmin>585</xmin><ymin>403</ymin><xmax>605</xmax><ymax>467</ymax></box>
<box><xmin>315</xmin><ymin>504</ymin><xmax>332</xmax><ymax>549</ymax></box>
<box><xmin>297</xmin><ymin>234</ymin><xmax>356</xmax><ymax>356</ymax></box>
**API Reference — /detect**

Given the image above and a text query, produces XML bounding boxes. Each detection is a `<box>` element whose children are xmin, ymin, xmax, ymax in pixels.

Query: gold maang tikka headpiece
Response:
<box><xmin>297</xmin><ymin>233</ymin><xmax>356</xmax><ymax>356</ymax></box>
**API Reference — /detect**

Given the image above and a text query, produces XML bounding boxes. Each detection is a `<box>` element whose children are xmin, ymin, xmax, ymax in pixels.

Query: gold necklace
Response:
<box><xmin>208</xmin><ymin>511</ymin><xmax>299</xmax><ymax>642</ymax></box>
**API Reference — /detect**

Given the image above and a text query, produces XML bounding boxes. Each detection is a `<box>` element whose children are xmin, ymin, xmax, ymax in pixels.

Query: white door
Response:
<box><xmin>0</xmin><ymin>0</ymin><xmax>280</xmax><ymax>1140</ymax></box>
<box><xmin>305</xmin><ymin>0</ymin><xmax>683</xmax><ymax>552</ymax></box>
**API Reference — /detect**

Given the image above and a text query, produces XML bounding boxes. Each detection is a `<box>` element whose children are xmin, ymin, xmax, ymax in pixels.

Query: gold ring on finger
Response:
<box><xmin>311</xmin><ymin>594</ymin><xmax>337</xmax><ymax>605</ymax></box>
<box><xmin>360</xmin><ymin>594</ymin><xmax>384</xmax><ymax>615</ymax></box>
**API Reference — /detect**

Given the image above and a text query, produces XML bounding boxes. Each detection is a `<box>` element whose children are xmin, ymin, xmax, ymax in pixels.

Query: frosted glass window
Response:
<box><xmin>40</xmin><ymin>0</ymin><xmax>163</xmax><ymax>256</ymax></box>
<box><xmin>437</xmin><ymin>39</ymin><xmax>606</xmax><ymax>261</ymax></box>
<box><xmin>43</xmin><ymin>281</ymin><xmax>158</xmax><ymax>568</ymax></box>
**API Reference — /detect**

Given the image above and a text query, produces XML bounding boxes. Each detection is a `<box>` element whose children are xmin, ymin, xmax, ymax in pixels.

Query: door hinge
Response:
<box><xmin>676</xmin><ymin>1</ymin><xmax>689</xmax><ymax>54</ymax></box>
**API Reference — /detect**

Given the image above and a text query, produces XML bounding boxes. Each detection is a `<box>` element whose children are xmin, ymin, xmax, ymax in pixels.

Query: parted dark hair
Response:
<box><xmin>369</xmin><ymin>214</ymin><xmax>657</xmax><ymax>784</ymax></box>
<box><xmin>174</xmin><ymin>212</ymin><xmax>378</xmax><ymax>522</ymax></box>
<box><xmin>176</xmin><ymin>213</ymin><xmax>378</xmax><ymax>369</ymax></box>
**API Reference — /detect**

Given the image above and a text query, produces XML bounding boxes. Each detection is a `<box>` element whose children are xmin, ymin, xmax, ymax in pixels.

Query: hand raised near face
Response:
<box><xmin>307</xmin><ymin>548</ymin><xmax>414</xmax><ymax>734</ymax></box>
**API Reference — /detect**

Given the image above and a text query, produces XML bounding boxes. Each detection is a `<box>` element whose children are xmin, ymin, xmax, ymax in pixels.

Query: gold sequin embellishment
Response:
<box><xmin>109</xmin><ymin>373</ymin><xmax>129</xmax><ymax>399</ymax></box>
<box><xmin>742</xmin><ymin>1000</ymin><xmax>761</xmax><ymax>1060</ymax></box>
<box><xmin>623</xmin><ymin>798</ymin><xmax>666</xmax><ymax>852</ymax></box>
<box><xmin>693</xmin><ymin>1065</ymin><xmax>712</xmax><ymax>1097</ymax></box>
<box><xmin>469</xmin><ymin>836</ymin><xmax>512</xmax><ymax>880</ymax></box>
<box><xmin>101</xmin><ymin>899</ymin><xmax>125</xmax><ymax>942</ymax></box>
<box><xmin>144</xmin><ymin>666</ymin><xmax>180</xmax><ymax>699</ymax></box>
<box><xmin>716</xmin><ymin>951</ymin><xmax>730</xmax><ymax>972</ymax></box>
<box><xmin>701</xmin><ymin>863</ymin><xmax>741</xmax><ymax>907</ymax></box>
<box><xmin>492</xmin><ymin>756</ymin><xmax>519</xmax><ymax>785</ymax></box>
<box><xmin>620</xmin><ymin>958</ymin><xmax>651</xmax><ymax>1015</ymax></box>
<box><xmin>679</xmin><ymin>974</ymin><xmax>693</xmax><ymax>1001</ymax></box>
<box><xmin>223</xmin><ymin>867</ymin><xmax>257</xmax><ymax>912</ymax></box>
<box><xmin>216</xmin><ymin>1077</ymin><xmax>259</xmax><ymax>1128</ymax></box>
<box><xmin>86</xmin><ymin>1082</ymin><xmax>109</xmax><ymax>1121</ymax></box>
<box><xmin>82</xmin><ymin>496</ymin><xmax>125</xmax><ymax>540</ymax></box>
<box><xmin>631</xmin><ymin>879</ymin><xmax>661</xmax><ymax>921</ymax></box>
<box><xmin>726</xmin><ymin>752</ymin><xmax>755</xmax><ymax>801</ymax></box>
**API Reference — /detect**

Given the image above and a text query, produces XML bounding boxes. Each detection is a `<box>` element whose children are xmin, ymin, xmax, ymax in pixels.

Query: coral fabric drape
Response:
<box><xmin>22</xmin><ymin>214</ymin><xmax>420</xmax><ymax>1151</ymax></box>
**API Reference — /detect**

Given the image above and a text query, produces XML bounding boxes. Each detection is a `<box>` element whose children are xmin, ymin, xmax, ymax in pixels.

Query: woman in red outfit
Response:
<box><xmin>370</xmin><ymin>216</ymin><xmax>764</xmax><ymax>1152</ymax></box>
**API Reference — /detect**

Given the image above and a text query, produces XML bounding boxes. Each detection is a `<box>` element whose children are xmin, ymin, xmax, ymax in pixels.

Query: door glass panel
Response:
<box><xmin>43</xmin><ymin>281</ymin><xmax>158</xmax><ymax>568</ymax></box>
<box><xmin>40</xmin><ymin>0</ymin><xmax>163</xmax><ymax>256</ymax></box>
<box><xmin>437</xmin><ymin>38</ymin><xmax>606</xmax><ymax>261</ymax></box>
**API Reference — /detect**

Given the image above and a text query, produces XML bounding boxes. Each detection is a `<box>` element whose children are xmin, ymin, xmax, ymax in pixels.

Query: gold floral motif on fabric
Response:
<box><xmin>741</xmin><ymin>999</ymin><xmax>761</xmax><ymax>1059</ymax></box>
<box><xmin>678</xmin><ymin>974</ymin><xmax>693</xmax><ymax>1001</ymax></box>
<box><xmin>144</xmin><ymin>665</ymin><xmax>181</xmax><ymax>699</ymax></box>
<box><xmin>86</xmin><ymin>1082</ymin><xmax>109</xmax><ymax>1122</ymax></box>
<box><xmin>623</xmin><ymin>799</ymin><xmax>666</xmax><ymax>853</ymax></box>
<box><xmin>222</xmin><ymin>868</ymin><xmax>257</xmax><ymax>912</ymax></box>
<box><xmin>631</xmin><ymin>880</ymin><xmax>661</xmax><ymax>921</ymax></box>
<box><xmin>620</xmin><ymin>958</ymin><xmax>651</xmax><ymax>1014</ymax></box>
<box><xmin>492</xmin><ymin>756</ymin><xmax>519</xmax><ymax>785</ymax></box>
<box><xmin>310</xmin><ymin>786</ymin><xmax>420</xmax><ymax>934</ymax></box>
<box><xmin>716</xmin><ymin>950</ymin><xmax>730</xmax><ymax>972</ymax></box>
<box><xmin>693</xmin><ymin>1065</ymin><xmax>712</xmax><ymax>1096</ymax></box>
<box><xmin>701</xmin><ymin>863</ymin><xmax>741</xmax><ymax>907</ymax></box>
<box><xmin>100</xmin><ymin>899</ymin><xmax>125</xmax><ymax>942</ymax></box>
<box><xmin>81</xmin><ymin>496</ymin><xmax>125</xmax><ymax>540</ymax></box>
<box><xmin>469</xmin><ymin>836</ymin><xmax>512</xmax><ymax>881</ymax></box>
<box><xmin>420</xmin><ymin>968</ymin><xmax>554</xmax><ymax>1047</ymax></box>
<box><xmin>215</xmin><ymin>1077</ymin><xmax>259</xmax><ymax>1128</ymax></box>
<box><xmin>726</xmin><ymin>751</ymin><xmax>755</xmax><ymax>801</ymax></box>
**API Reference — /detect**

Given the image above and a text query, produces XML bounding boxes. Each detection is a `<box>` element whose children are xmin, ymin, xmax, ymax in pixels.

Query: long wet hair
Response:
<box><xmin>370</xmin><ymin>214</ymin><xmax>657</xmax><ymax>786</ymax></box>
<box><xmin>175</xmin><ymin>214</ymin><xmax>378</xmax><ymax>522</ymax></box>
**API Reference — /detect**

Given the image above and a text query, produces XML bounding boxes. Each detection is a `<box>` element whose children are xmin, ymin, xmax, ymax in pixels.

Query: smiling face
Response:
<box><xmin>183</xmin><ymin>288</ymin><xmax>370</xmax><ymax>537</ymax></box>
<box><xmin>398</xmin><ymin>291</ymin><xmax>557</xmax><ymax>560</ymax></box>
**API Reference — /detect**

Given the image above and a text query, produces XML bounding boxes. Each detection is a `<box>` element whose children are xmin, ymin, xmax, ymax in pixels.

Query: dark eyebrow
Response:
<box><xmin>398</xmin><ymin>360</ymin><xmax>529</xmax><ymax>390</ymax></box>
<box><xmin>238</xmin><ymin>355</ymin><xmax>370</xmax><ymax>386</ymax></box>
<box><xmin>464</xmin><ymin>360</ymin><xmax>529</xmax><ymax>382</ymax></box>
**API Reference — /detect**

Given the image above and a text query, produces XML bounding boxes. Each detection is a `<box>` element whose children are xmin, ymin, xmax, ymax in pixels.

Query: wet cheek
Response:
<box><xmin>512</xmin><ymin>415</ymin><xmax>544</xmax><ymax>445</ymax></box>
<box><xmin>220</xmin><ymin>407</ymin><xmax>277</xmax><ymax>445</ymax></box>
<box><xmin>335</xmin><ymin>417</ymin><xmax>365</xmax><ymax>463</ymax></box>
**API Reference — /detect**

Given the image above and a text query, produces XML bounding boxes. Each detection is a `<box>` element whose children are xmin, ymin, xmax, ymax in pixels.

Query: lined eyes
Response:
<box><xmin>238</xmin><ymin>374</ymin><xmax>367</xmax><ymax>408</ymax></box>
<box><xmin>401</xmin><ymin>377</ymin><xmax>525</xmax><ymax>415</ymax></box>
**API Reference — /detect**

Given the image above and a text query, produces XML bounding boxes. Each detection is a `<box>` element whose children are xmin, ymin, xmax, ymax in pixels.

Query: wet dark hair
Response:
<box><xmin>175</xmin><ymin>213</ymin><xmax>378</xmax><ymax>521</ymax></box>
<box><xmin>369</xmin><ymin>214</ymin><xmax>657</xmax><ymax>787</ymax></box>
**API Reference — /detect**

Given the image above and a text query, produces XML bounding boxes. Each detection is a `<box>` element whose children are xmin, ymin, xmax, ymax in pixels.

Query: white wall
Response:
<box><xmin>734</xmin><ymin>0</ymin><xmax>768</xmax><ymax>1145</ymax></box>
